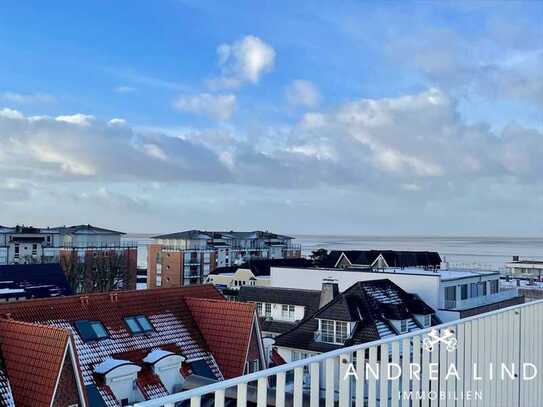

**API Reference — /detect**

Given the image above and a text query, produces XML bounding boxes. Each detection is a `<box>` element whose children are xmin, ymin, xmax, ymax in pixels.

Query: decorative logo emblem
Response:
<box><xmin>423</xmin><ymin>328</ymin><xmax>457</xmax><ymax>352</ymax></box>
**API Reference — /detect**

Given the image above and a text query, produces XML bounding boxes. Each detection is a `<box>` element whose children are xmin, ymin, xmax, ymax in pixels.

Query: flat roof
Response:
<box><xmin>274</xmin><ymin>266</ymin><xmax>499</xmax><ymax>280</ymax></box>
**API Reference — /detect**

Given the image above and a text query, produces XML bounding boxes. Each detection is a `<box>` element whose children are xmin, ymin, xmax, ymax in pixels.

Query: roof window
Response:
<box><xmin>75</xmin><ymin>320</ymin><xmax>109</xmax><ymax>342</ymax></box>
<box><xmin>124</xmin><ymin>315</ymin><xmax>154</xmax><ymax>334</ymax></box>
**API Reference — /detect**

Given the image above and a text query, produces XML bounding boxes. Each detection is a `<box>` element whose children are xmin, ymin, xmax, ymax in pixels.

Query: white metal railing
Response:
<box><xmin>133</xmin><ymin>299</ymin><xmax>543</xmax><ymax>407</ymax></box>
<box><xmin>443</xmin><ymin>288</ymin><xmax>520</xmax><ymax>310</ymax></box>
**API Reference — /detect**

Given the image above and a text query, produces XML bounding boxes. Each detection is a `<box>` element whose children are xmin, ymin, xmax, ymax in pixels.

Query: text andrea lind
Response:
<box><xmin>343</xmin><ymin>362</ymin><xmax>538</xmax><ymax>382</ymax></box>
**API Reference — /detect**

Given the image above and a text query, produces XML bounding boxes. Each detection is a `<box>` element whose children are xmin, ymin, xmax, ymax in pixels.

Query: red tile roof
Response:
<box><xmin>185</xmin><ymin>297</ymin><xmax>257</xmax><ymax>378</ymax></box>
<box><xmin>136</xmin><ymin>370</ymin><xmax>169</xmax><ymax>399</ymax></box>
<box><xmin>0</xmin><ymin>318</ymin><xmax>70</xmax><ymax>407</ymax></box>
<box><xmin>0</xmin><ymin>285</ymin><xmax>248</xmax><ymax>406</ymax></box>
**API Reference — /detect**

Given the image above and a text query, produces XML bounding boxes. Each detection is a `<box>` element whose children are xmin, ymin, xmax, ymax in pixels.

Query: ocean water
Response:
<box><xmin>125</xmin><ymin>234</ymin><xmax>543</xmax><ymax>271</ymax></box>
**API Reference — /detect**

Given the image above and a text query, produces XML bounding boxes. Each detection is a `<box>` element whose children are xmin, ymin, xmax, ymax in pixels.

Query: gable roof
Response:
<box><xmin>0</xmin><ymin>263</ymin><xmax>73</xmax><ymax>300</ymax></box>
<box><xmin>184</xmin><ymin>297</ymin><xmax>258</xmax><ymax>379</ymax></box>
<box><xmin>274</xmin><ymin>279</ymin><xmax>436</xmax><ymax>353</ymax></box>
<box><xmin>0</xmin><ymin>319</ymin><xmax>75</xmax><ymax>407</ymax></box>
<box><xmin>325</xmin><ymin>250</ymin><xmax>441</xmax><ymax>268</ymax></box>
<box><xmin>211</xmin><ymin>258</ymin><xmax>313</xmax><ymax>277</ymax></box>
<box><xmin>0</xmin><ymin>285</ymin><xmax>236</xmax><ymax>406</ymax></box>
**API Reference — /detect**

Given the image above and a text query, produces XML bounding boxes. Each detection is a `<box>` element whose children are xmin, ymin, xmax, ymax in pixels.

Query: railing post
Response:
<box><xmin>339</xmin><ymin>352</ymin><xmax>351</xmax><ymax>407</ymax></box>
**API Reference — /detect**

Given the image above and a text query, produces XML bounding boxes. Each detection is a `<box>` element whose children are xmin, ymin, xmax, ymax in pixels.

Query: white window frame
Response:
<box><xmin>318</xmin><ymin>319</ymin><xmax>349</xmax><ymax>344</ymax></box>
<box><xmin>400</xmin><ymin>319</ymin><xmax>408</xmax><ymax>333</ymax></box>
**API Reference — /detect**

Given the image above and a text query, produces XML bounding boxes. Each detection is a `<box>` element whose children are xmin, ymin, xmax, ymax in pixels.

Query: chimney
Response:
<box><xmin>320</xmin><ymin>278</ymin><xmax>339</xmax><ymax>308</ymax></box>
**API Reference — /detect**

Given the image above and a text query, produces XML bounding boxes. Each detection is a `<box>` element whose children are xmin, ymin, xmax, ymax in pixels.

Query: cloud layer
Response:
<box><xmin>1</xmin><ymin>87</ymin><xmax>541</xmax><ymax>193</ymax></box>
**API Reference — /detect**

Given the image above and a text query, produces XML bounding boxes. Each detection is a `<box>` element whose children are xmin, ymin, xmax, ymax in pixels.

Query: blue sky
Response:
<box><xmin>0</xmin><ymin>1</ymin><xmax>542</xmax><ymax>235</ymax></box>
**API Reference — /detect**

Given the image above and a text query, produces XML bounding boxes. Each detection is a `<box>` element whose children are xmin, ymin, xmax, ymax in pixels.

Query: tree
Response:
<box><xmin>60</xmin><ymin>249</ymin><xmax>131</xmax><ymax>294</ymax></box>
<box><xmin>310</xmin><ymin>248</ymin><xmax>329</xmax><ymax>266</ymax></box>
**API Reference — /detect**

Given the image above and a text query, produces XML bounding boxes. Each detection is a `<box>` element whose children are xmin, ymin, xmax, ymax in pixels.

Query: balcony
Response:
<box><xmin>443</xmin><ymin>288</ymin><xmax>520</xmax><ymax>310</ymax></box>
<box><xmin>132</xmin><ymin>299</ymin><xmax>543</xmax><ymax>407</ymax></box>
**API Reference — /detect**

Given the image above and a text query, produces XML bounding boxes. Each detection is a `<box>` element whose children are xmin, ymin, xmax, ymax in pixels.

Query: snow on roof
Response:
<box><xmin>143</xmin><ymin>349</ymin><xmax>179</xmax><ymax>364</ymax></box>
<box><xmin>95</xmin><ymin>358</ymin><xmax>138</xmax><ymax>374</ymax></box>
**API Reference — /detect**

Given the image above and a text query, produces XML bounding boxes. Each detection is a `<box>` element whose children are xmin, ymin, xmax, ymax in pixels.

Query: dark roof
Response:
<box><xmin>0</xmin><ymin>264</ymin><xmax>73</xmax><ymax>300</ymax></box>
<box><xmin>239</xmin><ymin>286</ymin><xmax>321</xmax><ymax>309</ymax></box>
<box><xmin>274</xmin><ymin>279</ymin><xmax>436</xmax><ymax>353</ymax></box>
<box><xmin>59</xmin><ymin>224</ymin><xmax>125</xmax><ymax>235</ymax></box>
<box><xmin>324</xmin><ymin>250</ymin><xmax>441</xmax><ymax>268</ymax></box>
<box><xmin>211</xmin><ymin>258</ymin><xmax>313</xmax><ymax>277</ymax></box>
<box><xmin>153</xmin><ymin>230</ymin><xmax>293</xmax><ymax>240</ymax></box>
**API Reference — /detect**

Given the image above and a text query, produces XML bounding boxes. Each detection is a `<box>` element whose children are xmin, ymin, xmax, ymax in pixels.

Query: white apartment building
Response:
<box><xmin>148</xmin><ymin>230</ymin><xmax>301</xmax><ymax>287</ymax></box>
<box><xmin>271</xmin><ymin>265</ymin><xmax>523</xmax><ymax>321</ymax></box>
<box><xmin>0</xmin><ymin>224</ymin><xmax>128</xmax><ymax>265</ymax></box>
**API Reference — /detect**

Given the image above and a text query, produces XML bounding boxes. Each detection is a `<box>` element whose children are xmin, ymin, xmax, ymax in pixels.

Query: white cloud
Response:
<box><xmin>0</xmin><ymin>91</ymin><xmax>55</xmax><ymax>104</ymax></box>
<box><xmin>55</xmin><ymin>113</ymin><xmax>95</xmax><ymax>126</ymax></box>
<box><xmin>210</xmin><ymin>35</ymin><xmax>275</xmax><ymax>89</ymax></box>
<box><xmin>114</xmin><ymin>85</ymin><xmax>136</xmax><ymax>94</ymax></box>
<box><xmin>174</xmin><ymin>93</ymin><xmax>236</xmax><ymax>120</ymax></box>
<box><xmin>285</xmin><ymin>80</ymin><xmax>321</xmax><ymax>108</ymax></box>
<box><xmin>0</xmin><ymin>108</ymin><xmax>24</xmax><ymax>120</ymax></box>
<box><xmin>0</xmin><ymin>88</ymin><xmax>541</xmax><ymax>194</ymax></box>
<box><xmin>108</xmin><ymin>118</ymin><xmax>127</xmax><ymax>126</ymax></box>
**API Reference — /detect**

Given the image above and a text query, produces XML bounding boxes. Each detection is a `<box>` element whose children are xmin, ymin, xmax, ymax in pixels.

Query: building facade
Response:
<box><xmin>271</xmin><ymin>265</ymin><xmax>524</xmax><ymax>322</ymax></box>
<box><xmin>505</xmin><ymin>258</ymin><xmax>543</xmax><ymax>280</ymax></box>
<box><xmin>0</xmin><ymin>225</ymin><xmax>137</xmax><ymax>293</ymax></box>
<box><xmin>148</xmin><ymin>230</ymin><xmax>301</xmax><ymax>288</ymax></box>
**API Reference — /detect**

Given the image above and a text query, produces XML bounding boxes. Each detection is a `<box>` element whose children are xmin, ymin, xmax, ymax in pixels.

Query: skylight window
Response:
<box><xmin>75</xmin><ymin>320</ymin><xmax>109</xmax><ymax>342</ymax></box>
<box><xmin>124</xmin><ymin>315</ymin><xmax>154</xmax><ymax>334</ymax></box>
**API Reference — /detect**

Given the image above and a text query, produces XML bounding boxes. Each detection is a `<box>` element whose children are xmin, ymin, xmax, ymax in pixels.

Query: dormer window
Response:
<box><xmin>75</xmin><ymin>320</ymin><xmax>109</xmax><ymax>342</ymax></box>
<box><xmin>124</xmin><ymin>315</ymin><xmax>154</xmax><ymax>335</ymax></box>
<box><xmin>400</xmin><ymin>319</ymin><xmax>408</xmax><ymax>333</ymax></box>
<box><xmin>424</xmin><ymin>315</ymin><xmax>431</xmax><ymax>327</ymax></box>
<box><xmin>318</xmin><ymin>319</ymin><xmax>349</xmax><ymax>344</ymax></box>
<box><xmin>281</xmin><ymin>305</ymin><xmax>295</xmax><ymax>320</ymax></box>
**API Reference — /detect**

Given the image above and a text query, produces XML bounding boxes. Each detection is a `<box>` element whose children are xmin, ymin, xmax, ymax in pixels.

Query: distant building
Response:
<box><xmin>147</xmin><ymin>230</ymin><xmax>301</xmax><ymax>288</ymax></box>
<box><xmin>322</xmin><ymin>249</ymin><xmax>442</xmax><ymax>269</ymax></box>
<box><xmin>274</xmin><ymin>279</ymin><xmax>437</xmax><ymax>368</ymax></box>
<box><xmin>0</xmin><ymin>285</ymin><xmax>266</xmax><ymax>406</ymax></box>
<box><xmin>271</xmin><ymin>265</ymin><xmax>524</xmax><ymax>321</ymax></box>
<box><xmin>0</xmin><ymin>224</ymin><xmax>137</xmax><ymax>293</ymax></box>
<box><xmin>0</xmin><ymin>263</ymin><xmax>73</xmax><ymax>302</ymax></box>
<box><xmin>505</xmin><ymin>257</ymin><xmax>543</xmax><ymax>280</ymax></box>
<box><xmin>238</xmin><ymin>285</ymin><xmax>323</xmax><ymax>338</ymax></box>
<box><xmin>206</xmin><ymin>268</ymin><xmax>271</xmax><ymax>290</ymax></box>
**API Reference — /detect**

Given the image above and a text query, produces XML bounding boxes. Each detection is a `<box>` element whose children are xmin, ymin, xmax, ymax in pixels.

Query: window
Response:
<box><xmin>470</xmin><ymin>283</ymin><xmax>478</xmax><ymax>297</ymax></box>
<box><xmin>281</xmin><ymin>305</ymin><xmax>295</xmax><ymax>320</ymax></box>
<box><xmin>256</xmin><ymin>302</ymin><xmax>263</xmax><ymax>316</ymax></box>
<box><xmin>319</xmin><ymin>319</ymin><xmax>348</xmax><ymax>344</ymax></box>
<box><xmin>124</xmin><ymin>315</ymin><xmax>154</xmax><ymax>334</ymax></box>
<box><xmin>320</xmin><ymin>319</ymin><xmax>335</xmax><ymax>343</ymax></box>
<box><xmin>480</xmin><ymin>282</ymin><xmax>487</xmax><ymax>296</ymax></box>
<box><xmin>336</xmin><ymin>321</ymin><xmax>348</xmax><ymax>342</ymax></box>
<box><xmin>424</xmin><ymin>315</ymin><xmax>432</xmax><ymax>327</ymax></box>
<box><xmin>489</xmin><ymin>280</ymin><xmax>499</xmax><ymax>294</ymax></box>
<box><xmin>444</xmin><ymin>286</ymin><xmax>456</xmax><ymax>301</ymax></box>
<box><xmin>32</xmin><ymin>244</ymin><xmax>37</xmax><ymax>255</ymax></box>
<box><xmin>400</xmin><ymin>319</ymin><xmax>408</xmax><ymax>333</ymax></box>
<box><xmin>460</xmin><ymin>284</ymin><xmax>468</xmax><ymax>300</ymax></box>
<box><xmin>264</xmin><ymin>303</ymin><xmax>272</xmax><ymax>318</ymax></box>
<box><xmin>75</xmin><ymin>320</ymin><xmax>109</xmax><ymax>342</ymax></box>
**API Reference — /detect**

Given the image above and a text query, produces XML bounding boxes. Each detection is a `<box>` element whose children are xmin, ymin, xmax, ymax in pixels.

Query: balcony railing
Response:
<box><xmin>133</xmin><ymin>299</ymin><xmax>543</xmax><ymax>407</ymax></box>
<box><xmin>443</xmin><ymin>288</ymin><xmax>520</xmax><ymax>310</ymax></box>
<box><xmin>59</xmin><ymin>240</ymin><xmax>138</xmax><ymax>249</ymax></box>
